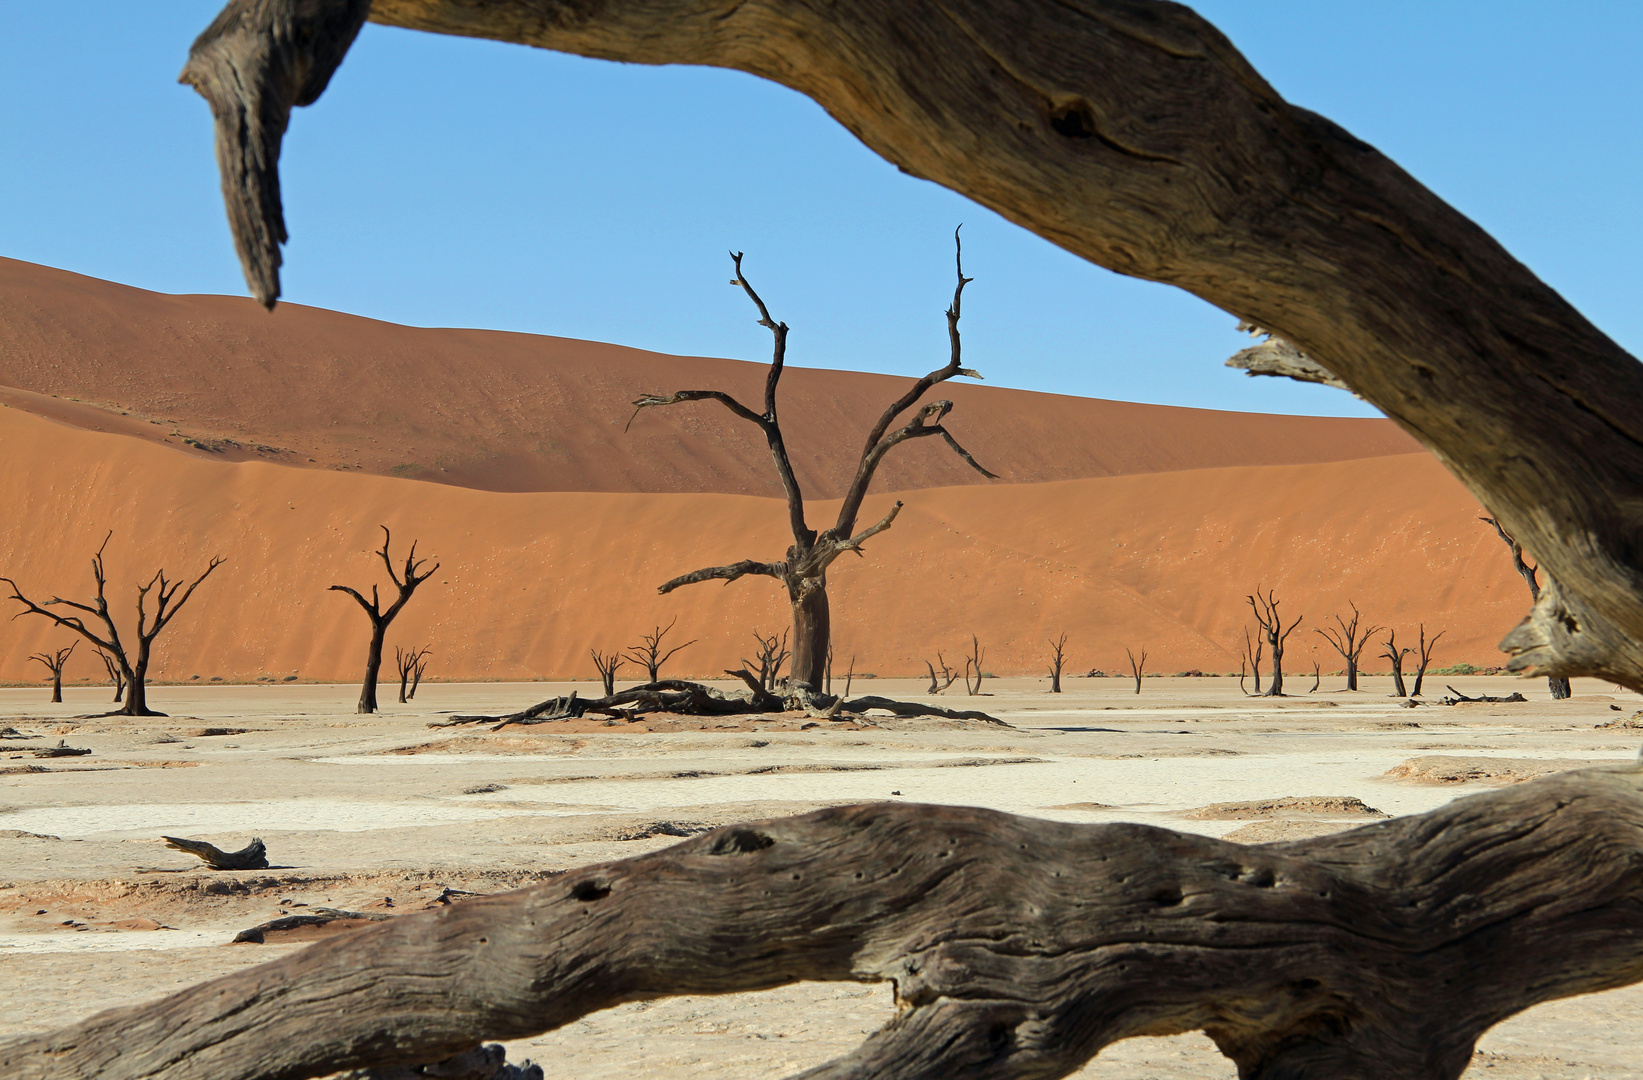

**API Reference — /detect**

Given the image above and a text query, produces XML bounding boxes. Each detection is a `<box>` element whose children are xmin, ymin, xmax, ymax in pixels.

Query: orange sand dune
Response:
<box><xmin>0</xmin><ymin>404</ymin><xmax>1523</xmax><ymax>685</ymax></box>
<box><xmin>0</xmin><ymin>257</ymin><xmax>1420</xmax><ymax>498</ymax></box>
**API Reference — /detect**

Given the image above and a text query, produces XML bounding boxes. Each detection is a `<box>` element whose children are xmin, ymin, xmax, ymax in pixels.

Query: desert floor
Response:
<box><xmin>3</xmin><ymin>675</ymin><xmax>1641</xmax><ymax>1078</ymax></box>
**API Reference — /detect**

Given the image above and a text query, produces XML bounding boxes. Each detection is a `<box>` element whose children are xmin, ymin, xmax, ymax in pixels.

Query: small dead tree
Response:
<box><xmin>926</xmin><ymin>654</ymin><xmax>959</xmax><ymax>694</ymax></box>
<box><xmin>1239</xmin><ymin>628</ymin><xmax>1264</xmax><ymax>696</ymax></box>
<box><xmin>395</xmin><ymin>645</ymin><xmax>432</xmax><ymax>703</ymax></box>
<box><xmin>1382</xmin><ymin>630</ymin><xmax>1413</xmax><ymax>697</ymax></box>
<box><xmin>964</xmin><ymin>634</ymin><xmax>986</xmax><ymax>696</ymax></box>
<box><xmin>842</xmin><ymin>655</ymin><xmax>857</xmax><ymax>698</ymax></box>
<box><xmin>1046</xmin><ymin>632</ymin><xmax>1068</xmax><ymax>693</ymax></box>
<box><xmin>591</xmin><ymin>650</ymin><xmax>625</xmax><ymax>696</ymax></box>
<box><xmin>96</xmin><ymin>649</ymin><xmax>125</xmax><ymax>702</ymax></box>
<box><xmin>1309</xmin><ymin>660</ymin><xmax>1321</xmax><ymax>694</ymax></box>
<box><xmin>2</xmin><ymin>533</ymin><xmax>223</xmax><ymax>717</ymax></box>
<box><xmin>1481</xmin><ymin>516</ymin><xmax>1573</xmax><ymax>699</ymax></box>
<box><xmin>1411</xmin><ymin>624</ymin><xmax>1447</xmax><ymax>698</ymax></box>
<box><xmin>28</xmin><ymin>643</ymin><xmax>77</xmax><ymax>703</ymax></box>
<box><xmin>743</xmin><ymin>630</ymin><xmax>791</xmax><ymax>691</ymax></box>
<box><xmin>1126</xmin><ymin>648</ymin><xmax>1147</xmax><ymax>694</ymax></box>
<box><xmin>623</xmin><ymin>617</ymin><xmax>696</xmax><ymax>683</ymax></box>
<box><xmin>1316</xmin><ymin>602</ymin><xmax>1379</xmax><ymax>692</ymax></box>
<box><xmin>633</xmin><ymin>235</ymin><xmax>995</xmax><ymax>692</ymax></box>
<box><xmin>329</xmin><ymin>527</ymin><xmax>439</xmax><ymax>715</ymax></box>
<box><xmin>1247</xmin><ymin>587</ymin><xmax>1302</xmax><ymax>696</ymax></box>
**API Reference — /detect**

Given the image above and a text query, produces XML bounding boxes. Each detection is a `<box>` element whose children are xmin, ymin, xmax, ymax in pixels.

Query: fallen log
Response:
<box><xmin>8</xmin><ymin>761</ymin><xmax>1643</xmax><ymax>1079</ymax></box>
<box><xmin>31</xmin><ymin>740</ymin><xmax>91</xmax><ymax>758</ymax></box>
<box><xmin>837</xmin><ymin>694</ymin><xmax>1007</xmax><ymax>726</ymax></box>
<box><xmin>336</xmin><ymin>1043</ymin><xmax>542</xmax><ymax>1080</ymax></box>
<box><xmin>234</xmin><ymin>907</ymin><xmax>393</xmax><ymax>944</ymax></box>
<box><xmin>1441</xmin><ymin>685</ymin><xmax>1530</xmax><ymax>705</ymax></box>
<box><xmin>162</xmin><ymin>836</ymin><xmax>269</xmax><ymax>871</ymax></box>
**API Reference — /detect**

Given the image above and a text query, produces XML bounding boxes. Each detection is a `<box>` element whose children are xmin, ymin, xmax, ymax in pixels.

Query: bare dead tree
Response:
<box><xmin>1125</xmin><ymin>647</ymin><xmax>1147</xmax><ymax>695</ymax></box>
<box><xmin>825</xmin><ymin>644</ymin><xmax>833</xmax><ymax>696</ymax></box>
<box><xmin>1239</xmin><ymin>628</ymin><xmax>1264</xmax><ymax>697</ymax></box>
<box><xmin>591</xmin><ymin>650</ymin><xmax>625</xmax><ymax>697</ymax></box>
<box><xmin>2</xmin><ymin>533</ymin><xmax>223</xmax><ymax>717</ymax></box>
<box><xmin>964</xmin><ymin>634</ymin><xmax>986</xmax><ymax>696</ymax></box>
<box><xmin>633</xmin><ymin>236</ymin><xmax>995</xmax><ymax>692</ymax></box>
<box><xmin>842</xmin><ymin>654</ymin><xmax>856</xmax><ymax>699</ymax></box>
<box><xmin>96</xmin><ymin>648</ymin><xmax>125</xmax><ymax>703</ymax></box>
<box><xmin>1382</xmin><ymin>630</ymin><xmax>1413</xmax><ymax>697</ymax></box>
<box><xmin>1046</xmin><ymin>632</ymin><xmax>1068</xmax><ymax>693</ymax></box>
<box><xmin>1411</xmin><ymin>624</ymin><xmax>1447</xmax><ymax>699</ymax></box>
<box><xmin>329</xmin><ymin>526</ymin><xmax>439</xmax><ymax>714</ymax></box>
<box><xmin>27</xmin><ymin>643</ymin><xmax>76</xmax><ymax>704</ymax></box>
<box><xmin>395</xmin><ymin>645</ymin><xmax>432</xmax><ymax>704</ymax></box>
<box><xmin>1247</xmin><ymin>588</ymin><xmax>1302</xmax><ymax>696</ymax></box>
<box><xmin>623</xmin><ymin>617</ymin><xmax>696</xmax><ymax>683</ymax></box>
<box><xmin>1482</xmin><ymin>516</ymin><xmax>1573</xmax><ymax>699</ymax></box>
<box><xmin>925</xmin><ymin>654</ymin><xmax>959</xmax><ymax>694</ymax></box>
<box><xmin>742</xmin><ymin>629</ymin><xmax>791</xmax><ymax>692</ymax></box>
<box><xmin>1316</xmin><ymin>602</ymin><xmax>1381</xmax><ymax>692</ymax></box>
<box><xmin>1309</xmin><ymin>660</ymin><xmax>1321</xmax><ymax>694</ymax></box>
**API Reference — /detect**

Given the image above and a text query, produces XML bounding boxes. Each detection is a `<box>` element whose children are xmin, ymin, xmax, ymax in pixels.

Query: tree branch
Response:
<box><xmin>656</xmin><ymin>559</ymin><xmax>784</xmax><ymax>595</ymax></box>
<box><xmin>626</xmin><ymin>389</ymin><xmax>765</xmax><ymax>432</ymax></box>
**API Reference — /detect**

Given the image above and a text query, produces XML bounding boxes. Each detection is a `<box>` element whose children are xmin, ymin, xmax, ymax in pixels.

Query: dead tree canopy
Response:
<box><xmin>28</xmin><ymin>643</ymin><xmax>76</xmax><ymax>703</ymax></box>
<box><xmin>330</xmin><ymin>526</ymin><xmax>439</xmax><ymax>715</ymax></box>
<box><xmin>622</xmin><ymin>618</ymin><xmax>695</xmax><ymax>683</ymax></box>
<box><xmin>11</xmin><ymin>764</ymin><xmax>1643</xmax><ymax>1080</ymax></box>
<box><xmin>1317</xmin><ymin>602</ymin><xmax>1380</xmax><ymax>692</ymax></box>
<box><xmin>634</xmin><ymin>240</ymin><xmax>995</xmax><ymax>692</ymax></box>
<box><xmin>185</xmin><ymin>0</ymin><xmax>1643</xmax><ymax>690</ymax></box>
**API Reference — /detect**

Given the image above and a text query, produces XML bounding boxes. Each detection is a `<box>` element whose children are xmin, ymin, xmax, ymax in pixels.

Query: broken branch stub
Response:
<box><xmin>162</xmin><ymin>836</ymin><xmax>269</xmax><ymax>871</ymax></box>
<box><xmin>9</xmin><ymin>764</ymin><xmax>1643</xmax><ymax>1079</ymax></box>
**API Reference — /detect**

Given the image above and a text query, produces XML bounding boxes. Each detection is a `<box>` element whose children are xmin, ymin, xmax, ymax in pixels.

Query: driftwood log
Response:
<box><xmin>162</xmin><ymin>836</ymin><xmax>270</xmax><ymax>871</ymax></box>
<box><xmin>1440</xmin><ymin>686</ymin><xmax>1529</xmax><ymax>706</ymax></box>
<box><xmin>6</xmin><ymin>762</ymin><xmax>1643</xmax><ymax>1079</ymax></box>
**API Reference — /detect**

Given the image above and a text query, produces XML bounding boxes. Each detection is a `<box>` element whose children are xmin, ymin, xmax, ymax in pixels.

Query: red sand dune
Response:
<box><xmin>0</xmin><ymin>402</ymin><xmax>1522</xmax><ymax>685</ymax></box>
<box><xmin>0</xmin><ymin>258</ymin><xmax>1419</xmax><ymax>497</ymax></box>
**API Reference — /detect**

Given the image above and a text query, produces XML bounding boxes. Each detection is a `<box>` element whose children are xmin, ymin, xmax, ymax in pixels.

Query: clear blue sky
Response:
<box><xmin>1</xmin><ymin>3</ymin><xmax>1637</xmax><ymax>417</ymax></box>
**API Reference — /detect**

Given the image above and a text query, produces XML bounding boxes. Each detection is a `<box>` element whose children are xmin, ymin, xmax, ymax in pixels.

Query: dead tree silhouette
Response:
<box><xmin>1247</xmin><ymin>588</ymin><xmax>1302</xmax><ymax>696</ymax></box>
<box><xmin>394</xmin><ymin>645</ymin><xmax>431</xmax><ymax>703</ymax></box>
<box><xmin>623</xmin><ymin>618</ymin><xmax>696</xmax><ymax>683</ymax></box>
<box><xmin>329</xmin><ymin>527</ymin><xmax>438</xmax><ymax>714</ymax></box>
<box><xmin>1317</xmin><ymin>603</ymin><xmax>1380</xmax><ymax>692</ymax></box>
<box><xmin>963</xmin><ymin>634</ymin><xmax>986</xmax><ymax>696</ymax></box>
<box><xmin>1125</xmin><ymin>647</ymin><xmax>1147</xmax><ymax>695</ymax></box>
<box><xmin>96</xmin><ymin>649</ymin><xmax>125</xmax><ymax>703</ymax></box>
<box><xmin>1482</xmin><ymin>516</ymin><xmax>1573</xmax><ymax>699</ymax></box>
<box><xmin>2</xmin><ymin>533</ymin><xmax>223</xmax><ymax>717</ymax></box>
<box><xmin>27</xmin><ymin>643</ymin><xmax>76</xmax><ymax>703</ymax></box>
<box><xmin>1411</xmin><ymin>624</ymin><xmax>1447</xmax><ymax>698</ymax></box>
<box><xmin>743</xmin><ymin>630</ymin><xmax>790</xmax><ymax>692</ymax></box>
<box><xmin>1382</xmin><ymin>630</ymin><xmax>1414</xmax><ymax>697</ymax></box>
<box><xmin>1046</xmin><ymin>632</ymin><xmax>1068</xmax><ymax>693</ymax></box>
<box><xmin>631</xmin><ymin>236</ymin><xmax>995</xmax><ymax>692</ymax></box>
<box><xmin>591</xmin><ymin>650</ymin><xmax>625</xmax><ymax>696</ymax></box>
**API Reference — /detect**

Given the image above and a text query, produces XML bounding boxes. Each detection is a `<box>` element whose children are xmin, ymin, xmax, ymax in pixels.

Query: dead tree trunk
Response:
<box><xmin>1240</xmin><ymin>629</ymin><xmax>1264</xmax><ymax>697</ymax></box>
<box><xmin>1248</xmin><ymin>588</ymin><xmax>1302</xmax><ymax>696</ymax></box>
<box><xmin>330</xmin><ymin>527</ymin><xmax>438</xmax><ymax>714</ymax></box>
<box><xmin>635</xmin><ymin>237</ymin><xmax>995</xmax><ymax>692</ymax></box>
<box><xmin>2</xmin><ymin>533</ymin><xmax>223</xmax><ymax>718</ymax></box>
<box><xmin>1482</xmin><ymin>516</ymin><xmax>1573</xmax><ymax>699</ymax></box>
<box><xmin>622</xmin><ymin>618</ymin><xmax>695</xmax><ymax>684</ymax></box>
<box><xmin>964</xmin><ymin>634</ymin><xmax>985</xmax><ymax>696</ymax></box>
<box><xmin>395</xmin><ymin>645</ymin><xmax>432</xmax><ymax>704</ymax></box>
<box><xmin>1317</xmin><ymin>602</ymin><xmax>1380</xmax><ymax>692</ymax></box>
<box><xmin>1125</xmin><ymin>647</ymin><xmax>1146</xmax><ymax>694</ymax></box>
<box><xmin>16</xmin><ymin>766</ymin><xmax>1643</xmax><ymax>1080</ymax></box>
<box><xmin>27</xmin><ymin>643</ymin><xmax>75</xmax><ymax>703</ymax></box>
<box><xmin>1381</xmin><ymin>630</ymin><xmax>1413</xmax><ymax>697</ymax></box>
<box><xmin>1411</xmin><ymin>624</ymin><xmax>1446</xmax><ymax>699</ymax></box>
<box><xmin>1046</xmin><ymin>632</ymin><xmax>1067</xmax><ymax>693</ymax></box>
<box><xmin>591</xmin><ymin>649</ymin><xmax>624</xmax><ymax>697</ymax></box>
<box><xmin>96</xmin><ymin>649</ymin><xmax>125</xmax><ymax>702</ymax></box>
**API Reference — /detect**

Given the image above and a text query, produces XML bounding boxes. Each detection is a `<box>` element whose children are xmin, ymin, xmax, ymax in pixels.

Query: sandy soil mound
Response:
<box><xmin>1183</xmin><ymin>795</ymin><xmax>1386</xmax><ymax>820</ymax></box>
<box><xmin>0</xmin><ymin>257</ymin><xmax>1419</xmax><ymax>496</ymax></box>
<box><xmin>1382</xmin><ymin>756</ymin><xmax>1607</xmax><ymax>785</ymax></box>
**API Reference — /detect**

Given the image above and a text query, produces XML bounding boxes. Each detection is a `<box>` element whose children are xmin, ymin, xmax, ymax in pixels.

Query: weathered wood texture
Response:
<box><xmin>184</xmin><ymin>0</ymin><xmax>1643</xmax><ymax>687</ymax></box>
<box><xmin>8</xmin><ymin>763</ymin><xmax>1643</xmax><ymax>1080</ymax></box>
<box><xmin>162</xmin><ymin>835</ymin><xmax>270</xmax><ymax>870</ymax></box>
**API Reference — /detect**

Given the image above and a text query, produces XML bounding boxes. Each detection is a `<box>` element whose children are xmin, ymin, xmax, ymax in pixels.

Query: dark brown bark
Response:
<box><xmin>27</xmin><ymin>643</ymin><xmax>75</xmax><ymax>703</ymax></box>
<box><xmin>96</xmin><ymin>649</ymin><xmax>125</xmax><ymax>702</ymax></box>
<box><xmin>964</xmin><ymin>634</ymin><xmax>985</xmax><ymax>696</ymax></box>
<box><xmin>1125</xmin><ymin>647</ymin><xmax>1146</xmax><ymax>695</ymax></box>
<box><xmin>642</xmin><ymin>241</ymin><xmax>994</xmax><ymax>691</ymax></box>
<box><xmin>621</xmin><ymin>618</ymin><xmax>696</xmax><ymax>683</ymax></box>
<box><xmin>1381</xmin><ymin>630</ymin><xmax>1413</xmax><ymax>698</ymax></box>
<box><xmin>1482</xmin><ymin>516</ymin><xmax>1573</xmax><ymax>699</ymax></box>
<box><xmin>395</xmin><ymin>645</ymin><xmax>432</xmax><ymax>703</ymax></box>
<box><xmin>1247</xmin><ymin>588</ymin><xmax>1300</xmax><ymax>696</ymax></box>
<box><xmin>162</xmin><ymin>836</ymin><xmax>269</xmax><ymax>871</ymax></box>
<box><xmin>591</xmin><ymin>649</ymin><xmax>625</xmax><ymax>696</ymax></box>
<box><xmin>1240</xmin><ymin>628</ymin><xmax>1264</xmax><ymax>697</ymax></box>
<box><xmin>1410</xmin><ymin>624</ymin><xmax>1445</xmax><ymax>699</ymax></box>
<box><xmin>1046</xmin><ymin>632</ymin><xmax>1067</xmax><ymax>693</ymax></box>
<box><xmin>330</xmin><ymin>527</ymin><xmax>439</xmax><ymax>714</ymax></box>
<box><xmin>12</xmin><ymin>766</ymin><xmax>1643</xmax><ymax>1080</ymax></box>
<box><xmin>1317</xmin><ymin>602</ymin><xmax>1379</xmax><ymax>692</ymax></box>
<box><xmin>2</xmin><ymin>534</ymin><xmax>222</xmax><ymax>717</ymax></box>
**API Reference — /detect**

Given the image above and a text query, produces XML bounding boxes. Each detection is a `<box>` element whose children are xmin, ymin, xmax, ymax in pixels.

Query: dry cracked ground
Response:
<box><xmin>3</xmin><ymin>675</ymin><xmax>1642</xmax><ymax>1079</ymax></box>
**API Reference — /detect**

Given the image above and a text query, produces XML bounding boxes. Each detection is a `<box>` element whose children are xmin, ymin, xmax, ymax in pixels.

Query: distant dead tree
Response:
<box><xmin>329</xmin><ymin>527</ymin><xmax>439</xmax><ymax>715</ymax></box>
<box><xmin>1316</xmin><ymin>602</ymin><xmax>1379</xmax><ymax>692</ymax></box>
<box><xmin>743</xmin><ymin>630</ymin><xmax>791</xmax><ymax>692</ymax></box>
<box><xmin>28</xmin><ymin>643</ymin><xmax>76</xmax><ymax>703</ymax></box>
<box><xmin>1382</xmin><ymin>630</ymin><xmax>1413</xmax><ymax>697</ymax></box>
<box><xmin>2</xmin><ymin>533</ymin><xmax>223</xmax><ymax>717</ymax></box>
<box><xmin>1481</xmin><ymin>516</ymin><xmax>1573</xmax><ymax>699</ymax></box>
<box><xmin>1126</xmin><ymin>648</ymin><xmax>1147</xmax><ymax>694</ymax></box>
<box><xmin>841</xmin><ymin>655</ymin><xmax>857</xmax><ymax>698</ymax></box>
<box><xmin>926</xmin><ymin>654</ymin><xmax>959</xmax><ymax>694</ymax></box>
<box><xmin>1247</xmin><ymin>587</ymin><xmax>1302</xmax><ymax>696</ymax></box>
<box><xmin>395</xmin><ymin>645</ymin><xmax>431</xmax><ymax>703</ymax></box>
<box><xmin>1410</xmin><ymin>624</ymin><xmax>1447</xmax><ymax>698</ymax></box>
<box><xmin>623</xmin><ymin>617</ymin><xmax>696</xmax><ymax>683</ymax></box>
<box><xmin>591</xmin><ymin>649</ymin><xmax>625</xmax><ymax>696</ymax></box>
<box><xmin>96</xmin><ymin>649</ymin><xmax>125</xmax><ymax>703</ymax></box>
<box><xmin>964</xmin><ymin>634</ymin><xmax>986</xmax><ymax>696</ymax></box>
<box><xmin>633</xmin><ymin>235</ymin><xmax>995</xmax><ymax>693</ymax></box>
<box><xmin>1309</xmin><ymin>660</ymin><xmax>1322</xmax><ymax>694</ymax></box>
<box><xmin>1238</xmin><ymin>628</ymin><xmax>1264</xmax><ymax>696</ymax></box>
<box><xmin>1046</xmin><ymin>633</ymin><xmax>1068</xmax><ymax>693</ymax></box>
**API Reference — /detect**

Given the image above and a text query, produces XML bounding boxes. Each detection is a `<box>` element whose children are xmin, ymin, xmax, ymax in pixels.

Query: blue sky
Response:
<box><xmin>1</xmin><ymin>3</ymin><xmax>1637</xmax><ymax>417</ymax></box>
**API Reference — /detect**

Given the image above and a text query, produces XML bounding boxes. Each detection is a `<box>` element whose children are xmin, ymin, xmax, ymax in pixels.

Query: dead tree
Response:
<box><xmin>591</xmin><ymin>650</ymin><xmax>625</xmax><ymax>696</ymax></box>
<box><xmin>1125</xmin><ymin>647</ymin><xmax>1146</xmax><ymax>694</ymax></box>
<box><xmin>925</xmin><ymin>654</ymin><xmax>959</xmax><ymax>694</ymax></box>
<box><xmin>329</xmin><ymin>526</ymin><xmax>438</xmax><ymax>714</ymax></box>
<box><xmin>27</xmin><ymin>643</ymin><xmax>76</xmax><ymax>703</ymax></box>
<box><xmin>2</xmin><ymin>533</ymin><xmax>223</xmax><ymax>717</ymax></box>
<box><xmin>622</xmin><ymin>617</ymin><xmax>696</xmax><ymax>683</ymax></box>
<box><xmin>1411</xmin><ymin>624</ymin><xmax>1447</xmax><ymax>698</ymax></box>
<box><xmin>1046</xmin><ymin>632</ymin><xmax>1068</xmax><ymax>693</ymax></box>
<box><xmin>632</xmin><ymin>237</ymin><xmax>995</xmax><ymax>693</ymax></box>
<box><xmin>1239</xmin><ymin>628</ymin><xmax>1264</xmax><ymax>696</ymax></box>
<box><xmin>963</xmin><ymin>634</ymin><xmax>986</xmax><ymax>696</ymax></box>
<box><xmin>743</xmin><ymin>629</ymin><xmax>790</xmax><ymax>691</ymax></box>
<box><xmin>842</xmin><ymin>655</ymin><xmax>856</xmax><ymax>699</ymax></box>
<box><xmin>1247</xmin><ymin>588</ymin><xmax>1302</xmax><ymax>696</ymax></box>
<box><xmin>96</xmin><ymin>648</ymin><xmax>125</xmax><ymax>702</ymax></box>
<box><xmin>1381</xmin><ymin>630</ymin><xmax>1413</xmax><ymax>697</ymax></box>
<box><xmin>1482</xmin><ymin>516</ymin><xmax>1573</xmax><ymax>699</ymax></box>
<box><xmin>1309</xmin><ymin>660</ymin><xmax>1321</xmax><ymax>694</ymax></box>
<box><xmin>395</xmin><ymin>645</ymin><xmax>432</xmax><ymax>703</ymax></box>
<box><xmin>1316</xmin><ymin>602</ymin><xmax>1380</xmax><ymax>692</ymax></box>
